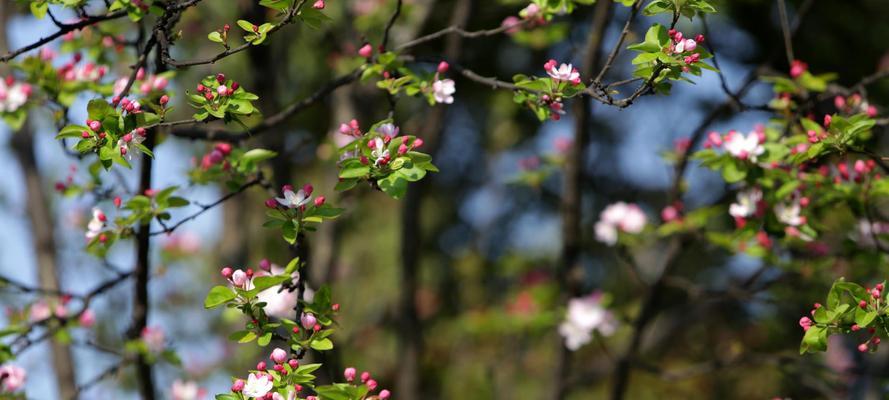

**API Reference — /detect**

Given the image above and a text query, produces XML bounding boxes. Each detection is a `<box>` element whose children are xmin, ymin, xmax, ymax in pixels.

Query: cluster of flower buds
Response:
<box><xmin>118</xmin><ymin>127</ymin><xmax>147</xmax><ymax>159</ymax></box>
<box><xmin>501</xmin><ymin>3</ymin><xmax>544</xmax><ymax>34</ymax></box>
<box><xmin>667</xmin><ymin>30</ymin><xmax>704</xmax><ymax>57</ymax></box>
<box><xmin>339</xmin><ymin>119</ymin><xmax>362</xmax><ymax>137</ymax></box>
<box><xmin>54</xmin><ymin>164</ymin><xmax>79</xmax><ymax>192</ymax></box>
<box><xmin>197</xmin><ymin>73</ymin><xmax>240</xmax><ymax>101</ymax></box>
<box><xmin>119</xmin><ymin>97</ymin><xmax>143</xmax><ymax>114</ymax></box>
<box><xmin>834</xmin><ymin>93</ymin><xmax>878</xmax><ymax>117</ymax></box>
<box><xmin>221</xmin><ymin>266</ymin><xmax>255</xmax><ymax>289</ymax></box>
<box><xmin>343</xmin><ymin>367</ymin><xmax>390</xmax><ymax>399</ymax></box>
<box><xmin>200</xmin><ymin>142</ymin><xmax>232</xmax><ymax>170</ymax></box>
<box><xmin>813</xmin><ymin>159</ymin><xmax>881</xmax><ymax>184</ymax></box>
<box><xmin>539</xmin><ymin>94</ymin><xmax>566</xmax><ymax>121</ymax></box>
<box><xmin>138</xmin><ymin>75</ymin><xmax>169</xmax><ymax>95</ymax></box>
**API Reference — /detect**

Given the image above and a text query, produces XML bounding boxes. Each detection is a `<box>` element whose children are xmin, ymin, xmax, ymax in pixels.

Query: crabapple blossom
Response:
<box><xmin>344</xmin><ymin>367</ymin><xmax>356</xmax><ymax>381</ymax></box>
<box><xmin>231</xmin><ymin>269</ymin><xmax>248</xmax><ymax>287</ymax></box>
<box><xmin>243</xmin><ymin>373</ymin><xmax>273</xmax><ymax>398</ymax></box>
<box><xmin>29</xmin><ymin>300</ymin><xmax>51</xmax><ymax>321</ymax></box>
<box><xmin>0</xmin><ymin>364</ymin><xmax>26</xmax><ymax>393</ymax></box>
<box><xmin>358</xmin><ymin>43</ymin><xmax>373</xmax><ymax>58</ymax></box>
<box><xmin>728</xmin><ymin>187</ymin><xmax>763</xmax><ymax>219</ymax></box>
<box><xmin>774</xmin><ymin>200</ymin><xmax>804</xmax><ymax>226</ymax></box>
<box><xmin>369</xmin><ymin>137</ymin><xmax>390</xmax><ymax>166</ymax></box>
<box><xmin>790</xmin><ymin>59</ymin><xmax>808</xmax><ymax>78</ymax></box>
<box><xmin>141</xmin><ymin>326</ymin><xmax>165</xmax><ymax>352</ymax></box>
<box><xmin>544</xmin><ymin>59</ymin><xmax>581</xmax><ymax>84</ymax></box>
<box><xmin>799</xmin><ymin>316</ymin><xmax>813</xmax><ymax>331</ymax></box>
<box><xmin>376</xmin><ymin>122</ymin><xmax>400</xmax><ymax>139</ymax></box>
<box><xmin>379</xmin><ymin>389</ymin><xmax>391</xmax><ymax>399</ymax></box>
<box><xmin>0</xmin><ymin>77</ymin><xmax>31</xmax><ymax>113</ymax></box>
<box><xmin>722</xmin><ymin>130</ymin><xmax>765</xmax><ymax>161</ymax></box>
<box><xmin>594</xmin><ymin>202</ymin><xmax>647</xmax><ymax>246</ymax></box>
<box><xmin>275</xmin><ymin>186</ymin><xmax>312</xmax><ymax>209</ymax></box>
<box><xmin>79</xmin><ymin>308</ymin><xmax>96</xmax><ymax>327</ymax></box>
<box><xmin>171</xmin><ymin>379</ymin><xmax>204</xmax><ymax>400</ymax></box>
<box><xmin>432</xmin><ymin>79</ymin><xmax>456</xmax><ymax>104</ymax></box>
<box><xmin>558</xmin><ymin>293</ymin><xmax>618</xmax><ymax>351</ymax></box>
<box><xmin>86</xmin><ymin>207</ymin><xmax>107</xmax><ymax>240</ymax></box>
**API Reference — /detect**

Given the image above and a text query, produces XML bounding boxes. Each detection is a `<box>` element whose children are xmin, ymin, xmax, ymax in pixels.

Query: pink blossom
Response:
<box><xmin>141</xmin><ymin>326</ymin><xmax>165</xmax><ymax>353</ymax></box>
<box><xmin>799</xmin><ymin>316</ymin><xmax>813</xmax><ymax>331</ymax></box>
<box><xmin>0</xmin><ymin>364</ymin><xmax>26</xmax><ymax>393</ymax></box>
<box><xmin>270</xmin><ymin>348</ymin><xmax>287</xmax><ymax>364</ymax></box>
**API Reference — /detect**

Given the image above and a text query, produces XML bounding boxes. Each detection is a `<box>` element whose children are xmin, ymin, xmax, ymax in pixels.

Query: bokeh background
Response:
<box><xmin>1</xmin><ymin>0</ymin><xmax>889</xmax><ymax>399</ymax></box>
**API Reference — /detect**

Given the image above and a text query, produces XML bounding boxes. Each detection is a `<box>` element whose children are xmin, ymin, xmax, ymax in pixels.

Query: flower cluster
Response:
<box><xmin>558</xmin><ymin>293</ymin><xmax>618</xmax><ymax>351</ymax></box>
<box><xmin>594</xmin><ymin>202</ymin><xmax>647</xmax><ymax>246</ymax></box>
<box><xmin>666</xmin><ymin>29</ymin><xmax>705</xmax><ymax>66</ymax></box>
<box><xmin>0</xmin><ymin>76</ymin><xmax>31</xmax><ymax>113</ymax></box>
<box><xmin>187</xmin><ymin>73</ymin><xmax>259</xmax><ymax>123</ymax></box>
<box><xmin>834</xmin><ymin>93</ymin><xmax>878</xmax><ymax>117</ymax></box>
<box><xmin>432</xmin><ymin>62</ymin><xmax>455</xmax><ymax>104</ymax></box>
<box><xmin>704</xmin><ymin>128</ymin><xmax>766</xmax><ymax>162</ymax></box>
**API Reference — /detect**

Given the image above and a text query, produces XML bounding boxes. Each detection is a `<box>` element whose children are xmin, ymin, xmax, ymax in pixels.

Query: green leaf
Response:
<box><xmin>242</xmin><ymin>148</ymin><xmax>277</xmax><ymax>163</ymax></box>
<box><xmin>204</xmin><ymin>286</ymin><xmax>237</xmax><ymax>309</ymax></box>
<box><xmin>56</xmin><ymin>125</ymin><xmax>89</xmax><ymax>139</ymax></box>
<box><xmin>310</xmin><ymin>338</ymin><xmax>334</xmax><ymax>351</ymax></box>
<box><xmin>238</xmin><ymin>331</ymin><xmax>257</xmax><ymax>343</ymax></box>
<box><xmin>257</xmin><ymin>331</ymin><xmax>273</xmax><ymax>347</ymax></box>
<box><xmin>208</xmin><ymin>31</ymin><xmax>224</xmax><ymax>43</ymax></box>
<box><xmin>800</xmin><ymin>325</ymin><xmax>828</xmax><ymax>354</ymax></box>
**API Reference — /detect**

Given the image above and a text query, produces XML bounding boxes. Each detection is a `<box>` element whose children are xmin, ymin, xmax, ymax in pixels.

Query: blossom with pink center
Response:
<box><xmin>242</xmin><ymin>373</ymin><xmax>273</xmax><ymax>398</ymax></box>
<box><xmin>276</xmin><ymin>187</ymin><xmax>312</xmax><ymax>209</ymax></box>
<box><xmin>544</xmin><ymin>60</ymin><xmax>581</xmax><ymax>84</ymax></box>
<box><xmin>728</xmin><ymin>187</ymin><xmax>762</xmax><ymax>219</ymax></box>
<box><xmin>722</xmin><ymin>130</ymin><xmax>764</xmax><ymax>161</ymax></box>
<box><xmin>141</xmin><ymin>326</ymin><xmax>165</xmax><ymax>353</ymax></box>
<box><xmin>0</xmin><ymin>78</ymin><xmax>31</xmax><ymax>112</ymax></box>
<box><xmin>558</xmin><ymin>293</ymin><xmax>618</xmax><ymax>351</ymax></box>
<box><xmin>171</xmin><ymin>379</ymin><xmax>204</xmax><ymax>400</ymax></box>
<box><xmin>0</xmin><ymin>364</ymin><xmax>26</xmax><ymax>393</ymax></box>
<box><xmin>255</xmin><ymin>265</ymin><xmax>301</xmax><ymax>319</ymax></box>
<box><xmin>594</xmin><ymin>202</ymin><xmax>647</xmax><ymax>246</ymax></box>
<box><xmin>775</xmin><ymin>200</ymin><xmax>804</xmax><ymax>226</ymax></box>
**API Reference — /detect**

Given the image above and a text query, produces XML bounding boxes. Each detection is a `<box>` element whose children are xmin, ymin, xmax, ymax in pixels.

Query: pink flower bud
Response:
<box><xmin>313</xmin><ymin>0</ymin><xmax>325</xmax><ymax>9</ymax></box>
<box><xmin>265</xmin><ymin>198</ymin><xmax>278</xmax><ymax>208</ymax></box>
<box><xmin>695</xmin><ymin>34</ymin><xmax>705</xmax><ymax>43</ymax></box>
<box><xmin>314</xmin><ymin>196</ymin><xmax>325</xmax><ymax>206</ymax></box>
<box><xmin>120</xmin><ymin>146</ymin><xmax>128</xmax><ymax>156</ymax></box>
<box><xmin>231</xmin><ymin>379</ymin><xmax>245</xmax><ymax>392</ymax></box>
<box><xmin>412</xmin><ymin>138</ymin><xmax>424</xmax><ymax>148</ymax></box>
<box><xmin>289</xmin><ymin>359</ymin><xmax>299</xmax><ymax>368</ymax></box>
<box><xmin>89</xmin><ymin>120</ymin><xmax>101</xmax><ymax>131</ymax></box>
<box><xmin>379</xmin><ymin>390</ymin><xmax>391</xmax><ymax>399</ymax></box>
<box><xmin>877</xmin><ymin>283</ymin><xmax>884</xmax><ymax>291</ymax></box>
<box><xmin>344</xmin><ymin>367</ymin><xmax>356</xmax><ymax>382</ymax></box>
<box><xmin>834</xmin><ymin>95</ymin><xmax>846</xmax><ymax>109</ymax></box>
<box><xmin>259</xmin><ymin>258</ymin><xmax>271</xmax><ymax>272</ymax></box>
<box><xmin>859</xmin><ymin>343</ymin><xmax>869</xmax><ymax>352</ymax></box>
<box><xmin>159</xmin><ymin>95</ymin><xmax>169</xmax><ymax>106</ymax></box>
<box><xmin>79</xmin><ymin>309</ymin><xmax>96</xmax><ymax>327</ymax></box>
<box><xmin>867</xmin><ymin>105</ymin><xmax>878</xmax><ymax>117</ymax></box>
<box><xmin>231</xmin><ymin>269</ymin><xmax>248</xmax><ymax>287</ymax></box>
<box><xmin>256</xmin><ymin>361</ymin><xmax>267</xmax><ymax>371</ymax></box>
<box><xmin>437</xmin><ymin>61</ymin><xmax>450</xmax><ymax>74</ymax></box>
<box><xmin>221</xmin><ymin>267</ymin><xmax>233</xmax><ymax>278</ymax></box>
<box><xmin>859</xmin><ymin>300</ymin><xmax>868</xmax><ymax>309</ymax></box>
<box><xmin>282</xmin><ymin>184</ymin><xmax>294</xmax><ymax>193</ymax></box>
<box><xmin>216</xmin><ymin>73</ymin><xmax>225</xmax><ymax>83</ymax></box>
<box><xmin>303</xmin><ymin>184</ymin><xmax>314</xmax><ymax>196</ymax></box>
<box><xmin>358</xmin><ymin>44</ymin><xmax>373</xmax><ymax>58</ymax></box>
<box><xmin>81</xmin><ymin>131</ymin><xmax>91</xmax><ymax>138</ymax></box>
<box><xmin>366</xmin><ymin>379</ymin><xmax>378</xmax><ymax>391</ymax></box>
<box><xmin>361</xmin><ymin>371</ymin><xmax>370</xmax><ymax>383</ymax></box>
<box><xmin>332</xmin><ymin>303</ymin><xmax>340</xmax><ymax>311</ymax></box>
<box><xmin>823</xmin><ymin>114</ymin><xmax>832</xmax><ymax>127</ymax></box>
<box><xmin>300</xmin><ymin>313</ymin><xmax>317</xmax><ymax>330</ymax></box>
<box><xmin>270</xmin><ymin>348</ymin><xmax>287</xmax><ymax>364</ymax></box>
<box><xmin>874</xmin><ymin>337</ymin><xmax>882</xmax><ymax>345</ymax></box>
<box><xmin>217</xmin><ymin>85</ymin><xmax>228</xmax><ymax>95</ymax></box>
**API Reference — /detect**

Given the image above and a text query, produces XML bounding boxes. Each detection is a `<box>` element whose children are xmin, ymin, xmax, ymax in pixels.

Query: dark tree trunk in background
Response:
<box><xmin>396</xmin><ymin>1</ymin><xmax>472</xmax><ymax>399</ymax></box>
<box><xmin>551</xmin><ymin>1</ymin><xmax>614</xmax><ymax>399</ymax></box>
<box><xmin>2</xmin><ymin>5</ymin><xmax>78</xmax><ymax>399</ymax></box>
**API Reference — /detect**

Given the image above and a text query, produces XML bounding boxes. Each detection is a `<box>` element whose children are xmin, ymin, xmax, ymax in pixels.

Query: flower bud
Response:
<box><xmin>361</xmin><ymin>371</ymin><xmax>371</xmax><ymax>383</ymax></box>
<box><xmin>358</xmin><ymin>44</ymin><xmax>373</xmax><ymax>58</ymax></box>
<box><xmin>859</xmin><ymin>343</ymin><xmax>869</xmax><ymax>352</ymax></box>
<box><xmin>256</xmin><ymin>361</ymin><xmax>267</xmax><ymax>371</ymax></box>
<box><xmin>313</xmin><ymin>0</ymin><xmax>325</xmax><ymax>9</ymax></box>
<box><xmin>89</xmin><ymin>120</ymin><xmax>101</xmax><ymax>131</ymax></box>
<box><xmin>303</xmin><ymin>184</ymin><xmax>314</xmax><ymax>196</ymax></box>
<box><xmin>366</xmin><ymin>379</ymin><xmax>378</xmax><ymax>391</ymax></box>
<box><xmin>81</xmin><ymin>131</ymin><xmax>91</xmax><ymax>138</ymax></box>
<box><xmin>231</xmin><ymin>269</ymin><xmax>248</xmax><ymax>287</ymax></box>
<box><xmin>259</xmin><ymin>258</ymin><xmax>271</xmax><ymax>272</ymax></box>
<box><xmin>412</xmin><ymin>138</ymin><xmax>424</xmax><ymax>148</ymax></box>
<box><xmin>231</xmin><ymin>379</ymin><xmax>245</xmax><ymax>392</ymax></box>
<box><xmin>332</xmin><ymin>303</ymin><xmax>340</xmax><ymax>311</ymax></box>
<box><xmin>823</xmin><ymin>114</ymin><xmax>832</xmax><ymax>127</ymax></box>
<box><xmin>270</xmin><ymin>348</ymin><xmax>287</xmax><ymax>364</ymax></box>
<box><xmin>859</xmin><ymin>300</ymin><xmax>868</xmax><ymax>309</ymax></box>
<box><xmin>437</xmin><ymin>61</ymin><xmax>450</xmax><ymax>74</ymax></box>
<box><xmin>379</xmin><ymin>390</ymin><xmax>391</xmax><ymax>399</ymax></box>
<box><xmin>159</xmin><ymin>95</ymin><xmax>169</xmax><ymax>106</ymax></box>
<box><xmin>216</xmin><ymin>73</ymin><xmax>225</xmax><ymax>83</ymax></box>
<box><xmin>695</xmin><ymin>34</ymin><xmax>705</xmax><ymax>43</ymax></box>
<box><xmin>288</xmin><ymin>359</ymin><xmax>299</xmax><ymax>368</ymax></box>
<box><xmin>314</xmin><ymin>196</ymin><xmax>325</xmax><ymax>207</ymax></box>
<box><xmin>300</xmin><ymin>313</ymin><xmax>317</xmax><ymax>330</ymax></box>
<box><xmin>344</xmin><ymin>367</ymin><xmax>356</xmax><ymax>382</ymax></box>
<box><xmin>221</xmin><ymin>267</ymin><xmax>233</xmax><ymax>278</ymax></box>
<box><xmin>265</xmin><ymin>198</ymin><xmax>278</xmax><ymax>208</ymax></box>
